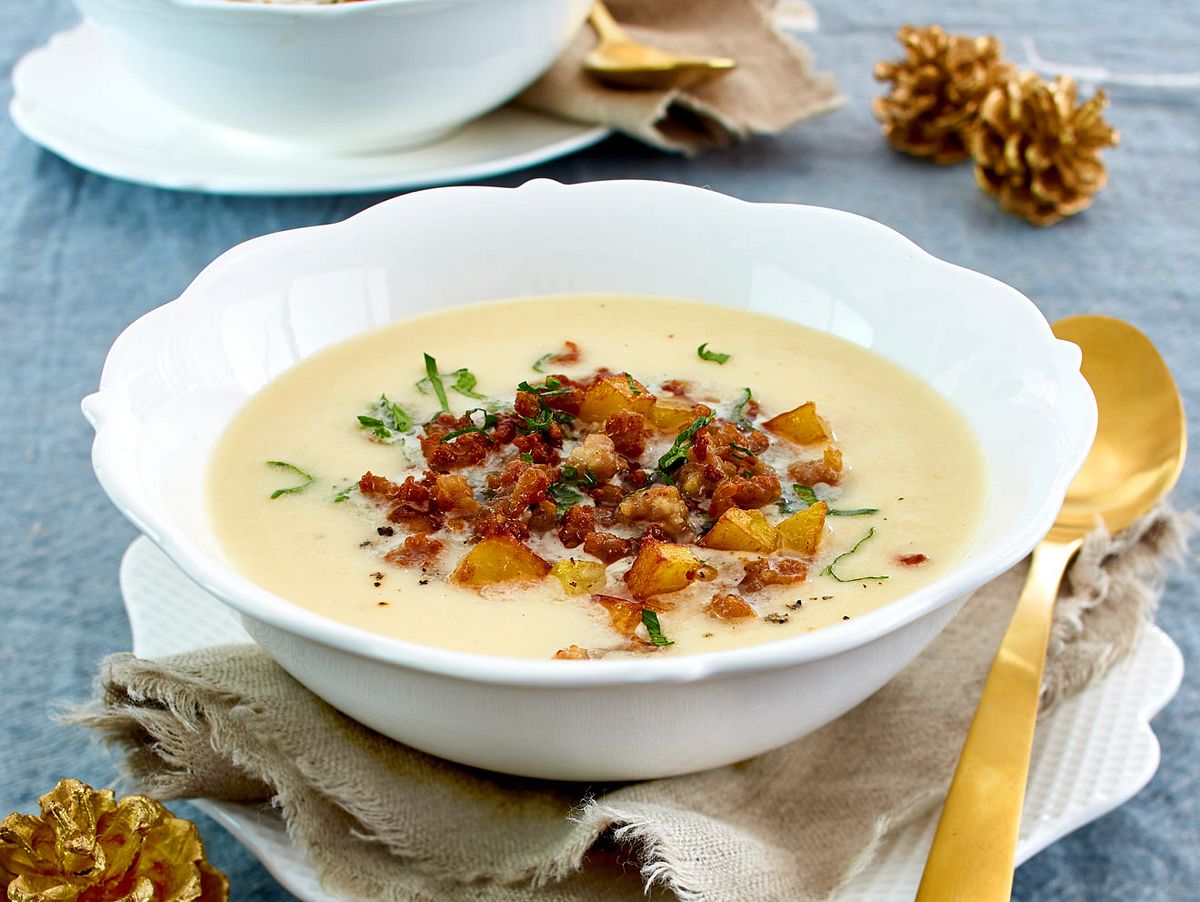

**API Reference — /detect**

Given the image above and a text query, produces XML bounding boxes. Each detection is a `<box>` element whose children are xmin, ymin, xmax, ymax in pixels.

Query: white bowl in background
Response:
<box><xmin>70</xmin><ymin>0</ymin><xmax>590</xmax><ymax>152</ymax></box>
<box><xmin>83</xmin><ymin>180</ymin><xmax>1096</xmax><ymax>780</ymax></box>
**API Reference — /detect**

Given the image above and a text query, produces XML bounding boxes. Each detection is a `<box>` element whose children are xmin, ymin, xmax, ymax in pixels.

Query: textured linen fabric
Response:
<box><xmin>517</xmin><ymin>0</ymin><xmax>843</xmax><ymax>154</ymax></box>
<box><xmin>68</xmin><ymin>510</ymin><xmax>1186</xmax><ymax>901</ymax></box>
<box><xmin>2</xmin><ymin>1</ymin><xmax>1198</xmax><ymax>900</ymax></box>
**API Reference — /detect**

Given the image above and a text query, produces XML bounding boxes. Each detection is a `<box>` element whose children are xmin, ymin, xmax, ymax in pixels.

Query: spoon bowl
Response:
<box><xmin>918</xmin><ymin>315</ymin><xmax>1186</xmax><ymax>900</ymax></box>
<box><xmin>1051</xmin><ymin>315</ymin><xmax>1187</xmax><ymax>539</ymax></box>
<box><xmin>583</xmin><ymin>1</ymin><xmax>736</xmax><ymax>90</ymax></box>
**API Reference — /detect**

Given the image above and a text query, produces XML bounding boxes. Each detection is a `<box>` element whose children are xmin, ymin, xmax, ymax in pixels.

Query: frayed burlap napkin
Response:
<box><xmin>516</xmin><ymin>1</ymin><xmax>843</xmax><ymax>154</ymax></box>
<box><xmin>73</xmin><ymin>509</ymin><xmax>1188</xmax><ymax>902</ymax></box>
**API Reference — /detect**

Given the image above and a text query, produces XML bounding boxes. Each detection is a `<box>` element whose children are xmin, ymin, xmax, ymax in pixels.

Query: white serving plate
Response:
<box><xmin>120</xmin><ymin>536</ymin><xmax>1184</xmax><ymax>900</ymax></box>
<box><xmin>11</xmin><ymin>26</ymin><xmax>610</xmax><ymax>195</ymax></box>
<box><xmin>83</xmin><ymin>178</ymin><xmax>1096</xmax><ymax>781</ymax></box>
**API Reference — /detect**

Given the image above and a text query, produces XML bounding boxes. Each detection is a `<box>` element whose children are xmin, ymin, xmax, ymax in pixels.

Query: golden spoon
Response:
<box><xmin>583</xmin><ymin>0</ymin><xmax>737</xmax><ymax>90</ymax></box>
<box><xmin>916</xmin><ymin>315</ymin><xmax>1187</xmax><ymax>900</ymax></box>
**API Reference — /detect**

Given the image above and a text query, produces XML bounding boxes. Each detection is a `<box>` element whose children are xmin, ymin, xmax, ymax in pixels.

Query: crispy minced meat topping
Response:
<box><xmin>739</xmin><ymin>558</ymin><xmax>809</xmax><ymax>593</ymax></box>
<box><xmin>705</xmin><ymin>593</ymin><xmax>757</xmax><ymax>621</ymax></box>
<box><xmin>615</xmin><ymin>485</ymin><xmax>690</xmax><ymax>538</ymax></box>
<box><xmin>338</xmin><ymin>350</ymin><xmax>878</xmax><ymax>657</ymax></box>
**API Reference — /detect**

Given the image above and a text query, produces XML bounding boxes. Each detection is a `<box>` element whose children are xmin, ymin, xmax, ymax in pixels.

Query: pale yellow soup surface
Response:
<box><xmin>207</xmin><ymin>295</ymin><xmax>988</xmax><ymax>659</ymax></box>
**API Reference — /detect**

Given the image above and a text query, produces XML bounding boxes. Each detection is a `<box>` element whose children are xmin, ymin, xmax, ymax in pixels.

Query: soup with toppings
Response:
<box><xmin>208</xmin><ymin>295</ymin><xmax>987</xmax><ymax>659</ymax></box>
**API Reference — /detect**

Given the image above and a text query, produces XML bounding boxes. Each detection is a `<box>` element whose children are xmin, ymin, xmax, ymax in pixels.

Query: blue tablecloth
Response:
<box><xmin>2</xmin><ymin>1</ymin><xmax>1196</xmax><ymax>898</ymax></box>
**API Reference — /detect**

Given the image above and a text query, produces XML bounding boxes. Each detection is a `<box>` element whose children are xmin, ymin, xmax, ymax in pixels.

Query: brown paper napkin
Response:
<box><xmin>72</xmin><ymin>508</ymin><xmax>1187</xmax><ymax>901</ymax></box>
<box><xmin>516</xmin><ymin>0</ymin><xmax>843</xmax><ymax>155</ymax></box>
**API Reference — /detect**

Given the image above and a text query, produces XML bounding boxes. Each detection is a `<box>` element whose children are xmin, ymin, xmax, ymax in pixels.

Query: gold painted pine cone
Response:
<box><xmin>0</xmin><ymin>779</ymin><xmax>228</xmax><ymax>902</ymax></box>
<box><xmin>969</xmin><ymin>72</ymin><xmax>1120</xmax><ymax>226</ymax></box>
<box><xmin>873</xmin><ymin>24</ymin><xmax>1014</xmax><ymax>164</ymax></box>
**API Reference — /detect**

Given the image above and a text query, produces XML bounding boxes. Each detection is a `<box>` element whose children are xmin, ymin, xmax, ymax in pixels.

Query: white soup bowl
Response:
<box><xmin>70</xmin><ymin>0</ymin><xmax>590</xmax><ymax>152</ymax></box>
<box><xmin>84</xmin><ymin>180</ymin><xmax>1096</xmax><ymax>780</ymax></box>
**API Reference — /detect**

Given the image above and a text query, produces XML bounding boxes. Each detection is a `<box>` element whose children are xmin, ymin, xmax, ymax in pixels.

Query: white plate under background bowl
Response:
<box><xmin>120</xmin><ymin>537</ymin><xmax>1184</xmax><ymax>901</ymax></box>
<box><xmin>10</xmin><ymin>26</ymin><xmax>610</xmax><ymax>196</ymax></box>
<box><xmin>83</xmin><ymin>179</ymin><xmax>1096</xmax><ymax>781</ymax></box>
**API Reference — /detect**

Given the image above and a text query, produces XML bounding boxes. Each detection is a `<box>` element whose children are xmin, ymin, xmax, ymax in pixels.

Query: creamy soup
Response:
<box><xmin>208</xmin><ymin>295</ymin><xmax>987</xmax><ymax>659</ymax></box>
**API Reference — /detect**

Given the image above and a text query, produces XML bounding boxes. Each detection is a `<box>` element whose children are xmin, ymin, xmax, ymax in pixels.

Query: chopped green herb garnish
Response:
<box><xmin>521</xmin><ymin>452</ymin><xmax>534</xmax><ymax>463</ymax></box>
<box><xmin>821</xmin><ymin>527</ymin><xmax>889</xmax><ymax>583</ymax></box>
<box><xmin>439</xmin><ymin>408</ymin><xmax>498</xmax><ymax>443</ymax></box>
<box><xmin>794</xmin><ymin>484</ymin><xmax>820</xmax><ymax>506</ymax></box>
<box><xmin>560</xmin><ymin>465</ymin><xmax>598</xmax><ymax>487</ymax></box>
<box><xmin>641</xmin><ymin>609</ymin><xmax>674</xmax><ymax>647</ymax></box>
<box><xmin>624</xmin><ymin>373</ymin><xmax>643</xmax><ymax>395</ymax></box>
<box><xmin>418</xmin><ymin>353</ymin><xmax>450</xmax><ymax>413</ymax></box>
<box><xmin>449</xmin><ymin>368</ymin><xmax>487</xmax><ymax>400</ymax></box>
<box><xmin>523</xmin><ymin>407</ymin><xmax>554</xmax><ymax>434</ymax></box>
<box><xmin>548</xmin><ymin>481</ymin><xmax>584</xmax><ymax>515</ymax></box>
<box><xmin>729</xmin><ymin>442</ymin><xmax>755</xmax><ymax>460</ymax></box>
<box><xmin>266</xmin><ymin>461</ymin><xmax>315</xmax><ymax>499</ymax></box>
<box><xmin>357</xmin><ymin>394</ymin><xmax>412</xmax><ymax>442</ymax></box>
<box><xmin>532</xmin><ymin>352</ymin><xmax>554</xmax><ymax>373</ymax></box>
<box><xmin>357</xmin><ymin>415</ymin><xmax>388</xmax><ymax>435</ymax></box>
<box><xmin>654</xmin><ymin>414</ymin><xmax>712</xmax><ymax>483</ymax></box>
<box><xmin>332</xmin><ymin>482</ymin><xmax>356</xmax><ymax>503</ymax></box>
<box><xmin>731</xmin><ymin>387</ymin><xmax>755</xmax><ymax>427</ymax></box>
<box><xmin>697</xmin><ymin>343</ymin><xmax>731</xmax><ymax>365</ymax></box>
<box><xmin>792</xmin><ymin>484</ymin><xmax>879</xmax><ymax>517</ymax></box>
<box><xmin>417</xmin><ymin>357</ymin><xmax>489</xmax><ymax>408</ymax></box>
<box><xmin>518</xmin><ymin>379</ymin><xmax>575</xmax><ymax>435</ymax></box>
<box><xmin>518</xmin><ymin>378</ymin><xmax>572</xmax><ymax>398</ymax></box>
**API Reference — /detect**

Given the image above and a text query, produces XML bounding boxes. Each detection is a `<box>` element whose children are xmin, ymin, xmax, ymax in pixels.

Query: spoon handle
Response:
<box><xmin>588</xmin><ymin>1</ymin><xmax>627</xmax><ymax>45</ymax></box>
<box><xmin>916</xmin><ymin>535</ymin><xmax>1083</xmax><ymax>901</ymax></box>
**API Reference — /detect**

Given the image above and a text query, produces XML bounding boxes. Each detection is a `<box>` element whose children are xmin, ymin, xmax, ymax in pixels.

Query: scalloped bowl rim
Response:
<box><xmin>85</xmin><ymin>179</ymin><xmax>1097</xmax><ymax>687</ymax></box>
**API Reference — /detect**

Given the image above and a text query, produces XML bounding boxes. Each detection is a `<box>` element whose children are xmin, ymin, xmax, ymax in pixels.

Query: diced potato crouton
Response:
<box><xmin>623</xmin><ymin>540</ymin><xmax>705</xmax><ymax>598</ymax></box>
<box><xmin>705</xmin><ymin>593</ymin><xmax>757</xmax><ymax>621</ymax></box>
<box><xmin>777</xmin><ymin>502</ymin><xmax>828</xmax><ymax>555</ymax></box>
<box><xmin>551</xmin><ymin>558</ymin><xmax>607</xmax><ymax>595</ymax></box>
<box><xmin>578</xmin><ymin>374</ymin><xmax>656</xmax><ymax>422</ymax></box>
<box><xmin>650</xmin><ymin>401</ymin><xmax>699</xmax><ymax>433</ymax></box>
<box><xmin>764</xmin><ymin>402</ymin><xmax>830</xmax><ymax>445</ymax></box>
<box><xmin>700</xmin><ymin>508</ymin><xmax>780</xmax><ymax>553</ymax></box>
<box><xmin>451</xmin><ymin>536</ymin><xmax>550</xmax><ymax>586</ymax></box>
